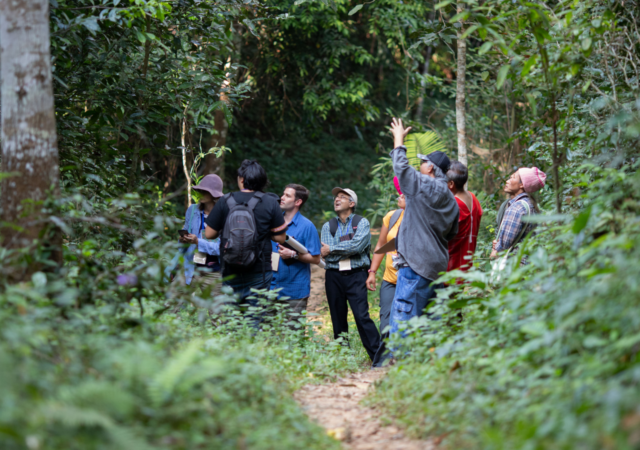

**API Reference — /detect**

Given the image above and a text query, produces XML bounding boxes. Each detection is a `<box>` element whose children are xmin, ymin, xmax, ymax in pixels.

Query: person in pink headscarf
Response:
<box><xmin>490</xmin><ymin>167</ymin><xmax>546</xmax><ymax>259</ymax></box>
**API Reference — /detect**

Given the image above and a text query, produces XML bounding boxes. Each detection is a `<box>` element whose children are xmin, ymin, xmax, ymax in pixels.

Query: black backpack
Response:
<box><xmin>221</xmin><ymin>192</ymin><xmax>264</xmax><ymax>269</ymax></box>
<box><xmin>329</xmin><ymin>214</ymin><xmax>371</xmax><ymax>255</ymax></box>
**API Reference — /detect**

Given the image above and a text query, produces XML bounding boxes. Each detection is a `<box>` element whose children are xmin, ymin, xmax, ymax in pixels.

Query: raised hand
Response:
<box><xmin>390</xmin><ymin>118</ymin><xmax>412</xmax><ymax>148</ymax></box>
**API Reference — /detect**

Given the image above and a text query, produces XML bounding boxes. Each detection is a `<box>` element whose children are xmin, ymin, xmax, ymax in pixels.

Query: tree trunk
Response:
<box><xmin>203</xmin><ymin>107</ymin><xmax>227</xmax><ymax>176</ymax></box>
<box><xmin>0</xmin><ymin>0</ymin><xmax>60</xmax><ymax>260</ymax></box>
<box><xmin>456</xmin><ymin>11</ymin><xmax>467</xmax><ymax>168</ymax></box>
<box><xmin>181</xmin><ymin>104</ymin><xmax>191</xmax><ymax>208</ymax></box>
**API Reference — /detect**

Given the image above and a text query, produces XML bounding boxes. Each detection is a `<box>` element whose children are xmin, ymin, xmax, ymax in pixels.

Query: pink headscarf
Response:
<box><xmin>393</xmin><ymin>176</ymin><xmax>402</xmax><ymax>195</ymax></box>
<box><xmin>518</xmin><ymin>167</ymin><xmax>546</xmax><ymax>193</ymax></box>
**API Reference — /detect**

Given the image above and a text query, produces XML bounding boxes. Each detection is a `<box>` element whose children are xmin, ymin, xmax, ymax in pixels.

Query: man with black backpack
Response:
<box><xmin>320</xmin><ymin>187</ymin><xmax>381</xmax><ymax>363</ymax></box>
<box><xmin>204</xmin><ymin>160</ymin><xmax>287</xmax><ymax>315</ymax></box>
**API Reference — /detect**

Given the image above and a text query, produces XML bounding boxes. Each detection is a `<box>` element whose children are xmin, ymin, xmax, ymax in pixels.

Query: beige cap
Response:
<box><xmin>331</xmin><ymin>187</ymin><xmax>358</xmax><ymax>206</ymax></box>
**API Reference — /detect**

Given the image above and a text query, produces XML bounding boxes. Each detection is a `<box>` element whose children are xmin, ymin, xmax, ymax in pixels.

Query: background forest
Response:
<box><xmin>2</xmin><ymin>0</ymin><xmax>640</xmax><ymax>449</ymax></box>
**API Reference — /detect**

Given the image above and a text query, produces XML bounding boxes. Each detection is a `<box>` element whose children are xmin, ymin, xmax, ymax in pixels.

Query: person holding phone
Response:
<box><xmin>165</xmin><ymin>174</ymin><xmax>224</xmax><ymax>289</ymax></box>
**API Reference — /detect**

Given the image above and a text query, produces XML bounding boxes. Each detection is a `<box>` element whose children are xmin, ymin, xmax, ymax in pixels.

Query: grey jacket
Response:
<box><xmin>391</xmin><ymin>146</ymin><xmax>459</xmax><ymax>281</ymax></box>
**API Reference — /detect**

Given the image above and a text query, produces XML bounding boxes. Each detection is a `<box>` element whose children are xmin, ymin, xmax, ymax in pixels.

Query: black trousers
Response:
<box><xmin>325</xmin><ymin>269</ymin><xmax>381</xmax><ymax>361</ymax></box>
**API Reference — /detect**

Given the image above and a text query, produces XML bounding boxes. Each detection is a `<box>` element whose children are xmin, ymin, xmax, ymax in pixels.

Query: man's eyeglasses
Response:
<box><xmin>335</xmin><ymin>195</ymin><xmax>351</xmax><ymax>201</ymax></box>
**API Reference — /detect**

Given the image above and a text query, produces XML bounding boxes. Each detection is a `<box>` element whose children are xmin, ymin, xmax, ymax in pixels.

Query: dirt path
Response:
<box><xmin>298</xmin><ymin>266</ymin><xmax>435</xmax><ymax>450</ymax></box>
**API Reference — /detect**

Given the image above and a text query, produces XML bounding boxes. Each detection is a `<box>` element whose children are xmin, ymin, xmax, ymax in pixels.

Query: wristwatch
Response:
<box><xmin>292</xmin><ymin>251</ymin><xmax>298</xmax><ymax>260</ymax></box>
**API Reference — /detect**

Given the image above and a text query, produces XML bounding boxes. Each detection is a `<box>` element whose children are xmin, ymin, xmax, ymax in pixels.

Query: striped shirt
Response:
<box><xmin>320</xmin><ymin>213</ymin><xmax>371</xmax><ymax>270</ymax></box>
<box><xmin>494</xmin><ymin>193</ymin><xmax>536</xmax><ymax>252</ymax></box>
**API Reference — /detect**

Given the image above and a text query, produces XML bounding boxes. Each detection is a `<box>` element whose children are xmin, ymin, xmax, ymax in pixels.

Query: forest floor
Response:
<box><xmin>295</xmin><ymin>266</ymin><xmax>435</xmax><ymax>450</ymax></box>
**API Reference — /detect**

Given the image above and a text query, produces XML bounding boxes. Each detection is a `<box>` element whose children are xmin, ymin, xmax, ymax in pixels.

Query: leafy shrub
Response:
<box><xmin>368</xmin><ymin>164</ymin><xmax>640</xmax><ymax>449</ymax></box>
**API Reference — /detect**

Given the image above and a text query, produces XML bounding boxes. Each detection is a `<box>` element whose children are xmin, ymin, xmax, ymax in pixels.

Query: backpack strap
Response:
<box><xmin>351</xmin><ymin>214</ymin><xmax>362</xmax><ymax>233</ymax></box>
<box><xmin>329</xmin><ymin>217</ymin><xmax>339</xmax><ymax>236</ymax></box>
<box><xmin>247</xmin><ymin>191</ymin><xmax>264</xmax><ymax>211</ymax></box>
<box><xmin>225</xmin><ymin>192</ymin><xmax>237</xmax><ymax>209</ymax></box>
<box><xmin>388</xmin><ymin>209</ymin><xmax>402</xmax><ymax>231</ymax></box>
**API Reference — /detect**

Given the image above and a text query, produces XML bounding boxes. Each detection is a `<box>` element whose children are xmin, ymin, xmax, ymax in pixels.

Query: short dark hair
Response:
<box><xmin>237</xmin><ymin>160</ymin><xmax>268</xmax><ymax>191</ymax></box>
<box><xmin>285</xmin><ymin>183</ymin><xmax>309</xmax><ymax>209</ymax></box>
<box><xmin>446</xmin><ymin>160</ymin><xmax>468</xmax><ymax>190</ymax></box>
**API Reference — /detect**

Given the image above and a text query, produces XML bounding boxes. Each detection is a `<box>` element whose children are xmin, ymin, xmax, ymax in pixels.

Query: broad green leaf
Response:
<box><xmin>581</xmin><ymin>37</ymin><xmax>592</xmax><ymax>51</ymax></box>
<box><xmin>478</xmin><ymin>41</ymin><xmax>493</xmax><ymax>55</ymax></box>
<box><xmin>461</xmin><ymin>25</ymin><xmax>479</xmax><ymax>39</ymax></box>
<box><xmin>449</xmin><ymin>11</ymin><xmax>470</xmax><ymax>23</ymax></box>
<box><xmin>572</xmin><ymin>206</ymin><xmax>592</xmax><ymax>234</ymax></box>
<box><xmin>481</xmin><ymin>71</ymin><xmax>490</xmax><ymax>81</ymax></box>
<box><xmin>435</xmin><ymin>0</ymin><xmax>453</xmax><ymax>9</ymax></box>
<box><xmin>496</xmin><ymin>65</ymin><xmax>510</xmax><ymax>89</ymax></box>
<box><xmin>525</xmin><ymin>93</ymin><xmax>537</xmax><ymax>116</ymax></box>
<box><xmin>136</xmin><ymin>30</ymin><xmax>147</xmax><ymax>43</ymax></box>
<box><xmin>521</xmin><ymin>54</ymin><xmax>538</xmax><ymax>77</ymax></box>
<box><xmin>348</xmin><ymin>4</ymin><xmax>363</xmax><ymax>15</ymax></box>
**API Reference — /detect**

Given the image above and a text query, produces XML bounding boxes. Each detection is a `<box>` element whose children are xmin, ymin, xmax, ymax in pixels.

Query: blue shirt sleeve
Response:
<box><xmin>304</xmin><ymin>222</ymin><xmax>321</xmax><ymax>256</ymax></box>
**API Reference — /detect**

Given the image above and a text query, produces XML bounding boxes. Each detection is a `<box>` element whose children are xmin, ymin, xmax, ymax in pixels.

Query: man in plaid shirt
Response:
<box><xmin>320</xmin><ymin>187</ymin><xmax>380</xmax><ymax>363</ymax></box>
<box><xmin>491</xmin><ymin>167</ymin><xmax>546</xmax><ymax>257</ymax></box>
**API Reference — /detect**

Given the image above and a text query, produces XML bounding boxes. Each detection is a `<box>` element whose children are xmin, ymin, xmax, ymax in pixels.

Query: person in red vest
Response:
<box><xmin>446</xmin><ymin>161</ymin><xmax>483</xmax><ymax>273</ymax></box>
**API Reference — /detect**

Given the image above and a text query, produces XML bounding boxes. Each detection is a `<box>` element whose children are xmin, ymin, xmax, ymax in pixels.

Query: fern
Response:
<box><xmin>404</xmin><ymin>131</ymin><xmax>447</xmax><ymax>169</ymax></box>
<box><xmin>39</xmin><ymin>403</ymin><xmax>155</xmax><ymax>450</ymax></box>
<box><xmin>147</xmin><ymin>339</ymin><xmax>202</xmax><ymax>407</ymax></box>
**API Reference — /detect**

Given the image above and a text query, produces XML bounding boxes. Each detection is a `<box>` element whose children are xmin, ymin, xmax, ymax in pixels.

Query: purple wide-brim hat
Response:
<box><xmin>193</xmin><ymin>174</ymin><xmax>224</xmax><ymax>198</ymax></box>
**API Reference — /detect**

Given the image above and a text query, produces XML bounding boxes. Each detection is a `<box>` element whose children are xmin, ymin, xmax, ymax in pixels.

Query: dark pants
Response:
<box><xmin>372</xmin><ymin>280</ymin><xmax>396</xmax><ymax>367</ymax></box>
<box><xmin>225</xmin><ymin>271</ymin><xmax>273</xmax><ymax>328</ymax></box>
<box><xmin>379</xmin><ymin>280</ymin><xmax>396</xmax><ymax>334</ymax></box>
<box><xmin>325</xmin><ymin>269</ymin><xmax>381</xmax><ymax>361</ymax></box>
<box><xmin>277</xmin><ymin>297</ymin><xmax>309</xmax><ymax>329</ymax></box>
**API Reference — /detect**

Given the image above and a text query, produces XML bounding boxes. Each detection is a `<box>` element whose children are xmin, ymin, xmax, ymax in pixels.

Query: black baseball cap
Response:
<box><xmin>417</xmin><ymin>150</ymin><xmax>451</xmax><ymax>173</ymax></box>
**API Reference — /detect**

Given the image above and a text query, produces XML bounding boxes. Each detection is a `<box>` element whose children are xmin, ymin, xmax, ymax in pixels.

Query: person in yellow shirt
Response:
<box><xmin>366</xmin><ymin>176</ymin><xmax>405</xmax><ymax>334</ymax></box>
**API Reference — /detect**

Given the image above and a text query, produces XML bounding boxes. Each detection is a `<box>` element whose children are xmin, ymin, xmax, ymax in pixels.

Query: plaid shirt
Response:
<box><xmin>495</xmin><ymin>193</ymin><xmax>535</xmax><ymax>252</ymax></box>
<box><xmin>320</xmin><ymin>213</ymin><xmax>371</xmax><ymax>270</ymax></box>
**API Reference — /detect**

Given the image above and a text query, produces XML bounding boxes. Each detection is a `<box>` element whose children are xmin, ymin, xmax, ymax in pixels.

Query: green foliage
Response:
<box><xmin>404</xmin><ymin>131</ymin><xmax>447</xmax><ymax>168</ymax></box>
<box><xmin>368</xmin><ymin>164</ymin><xmax>640</xmax><ymax>448</ymax></box>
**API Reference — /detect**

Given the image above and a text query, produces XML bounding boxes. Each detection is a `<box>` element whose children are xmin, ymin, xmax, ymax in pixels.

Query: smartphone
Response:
<box><xmin>179</xmin><ymin>230</ymin><xmax>189</xmax><ymax>237</ymax></box>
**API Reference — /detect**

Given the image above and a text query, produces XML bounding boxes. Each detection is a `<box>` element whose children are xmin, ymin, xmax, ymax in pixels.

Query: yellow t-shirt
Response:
<box><xmin>381</xmin><ymin>209</ymin><xmax>404</xmax><ymax>285</ymax></box>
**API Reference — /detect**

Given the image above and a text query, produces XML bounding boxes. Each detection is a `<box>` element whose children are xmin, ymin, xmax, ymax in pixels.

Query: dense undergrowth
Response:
<box><xmin>0</xmin><ymin>195</ymin><xmax>370</xmax><ymax>449</ymax></box>
<box><xmin>368</xmin><ymin>164</ymin><xmax>640</xmax><ymax>449</ymax></box>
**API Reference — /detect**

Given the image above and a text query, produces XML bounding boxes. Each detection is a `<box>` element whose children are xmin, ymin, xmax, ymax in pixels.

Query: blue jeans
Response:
<box><xmin>389</xmin><ymin>266</ymin><xmax>441</xmax><ymax>336</ymax></box>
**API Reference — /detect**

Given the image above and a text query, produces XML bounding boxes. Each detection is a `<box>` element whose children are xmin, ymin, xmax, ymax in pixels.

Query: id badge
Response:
<box><xmin>339</xmin><ymin>259</ymin><xmax>351</xmax><ymax>271</ymax></box>
<box><xmin>271</xmin><ymin>252</ymin><xmax>280</xmax><ymax>271</ymax></box>
<box><xmin>193</xmin><ymin>251</ymin><xmax>207</xmax><ymax>265</ymax></box>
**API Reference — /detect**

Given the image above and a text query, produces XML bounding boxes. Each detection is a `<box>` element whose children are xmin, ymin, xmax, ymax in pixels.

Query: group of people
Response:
<box><xmin>167</xmin><ymin>118</ymin><xmax>546</xmax><ymax>366</ymax></box>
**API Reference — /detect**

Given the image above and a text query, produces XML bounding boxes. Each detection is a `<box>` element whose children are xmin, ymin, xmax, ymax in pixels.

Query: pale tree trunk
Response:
<box><xmin>0</xmin><ymin>0</ymin><xmax>60</xmax><ymax>259</ymax></box>
<box><xmin>203</xmin><ymin>63</ymin><xmax>233</xmax><ymax>177</ymax></box>
<box><xmin>203</xmin><ymin>23</ymin><xmax>243</xmax><ymax>177</ymax></box>
<box><xmin>456</xmin><ymin>9</ymin><xmax>467</xmax><ymax>168</ymax></box>
<box><xmin>181</xmin><ymin>103</ymin><xmax>191</xmax><ymax>207</ymax></box>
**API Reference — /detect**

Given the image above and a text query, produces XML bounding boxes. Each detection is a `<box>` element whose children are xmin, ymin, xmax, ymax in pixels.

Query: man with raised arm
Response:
<box><xmin>271</xmin><ymin>184</ymin><xmax>321</xmax><ymax>326</ymax></box>
<box><xmin>387</xmin><ymin>118</ymin><xmax>459</xmax><ymax>337</ymax></box>
<box><xmin>320</xmin><ymin>188</ymin><xmax>381</xmax><ymax>363</ymax></box>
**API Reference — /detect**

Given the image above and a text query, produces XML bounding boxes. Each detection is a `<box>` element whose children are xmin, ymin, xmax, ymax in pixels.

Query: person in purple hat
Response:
<box><xmin>165</xmin><ymin>174</ymin><xmax>225</xmax><ymax>289</ymax></box>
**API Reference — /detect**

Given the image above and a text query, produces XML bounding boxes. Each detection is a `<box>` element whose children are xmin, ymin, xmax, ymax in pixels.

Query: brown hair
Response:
<box><xmin>285</xmin><ymin>183</ymin><xmax>309</xmax><ymax>209</ymax></box>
